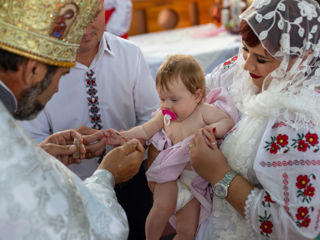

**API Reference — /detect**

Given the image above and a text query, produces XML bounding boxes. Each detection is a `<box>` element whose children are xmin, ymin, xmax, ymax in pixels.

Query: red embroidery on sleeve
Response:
<box><xmin>292</xmin><ymin>132</ymin><xmax>319</xmax><ymax>152</ymax></box>
<box><xmin>259</xmin><ymin>192</ymin><xmax>275</xmax><ymax>238</ymax></box>
<box><xmin>296</xmin><ymin>174</ymin><xmax>316</xmax><ymax>203</ymax></box>
<box><xmin>265</xmin><ymin>134</ymin><xmax>289</xmax><ymax>154</ymax></box>
<box><xmin>295</xmin><ymin>206</ymin><xmax>313</xmax><ymax>228</ymax></box>
<box><xmin>223</xmin><ymin>55</ymin><xmax>238</xmax><ymax>69</ymax></box>
<box><xmin>294</xmin><ymin>174</ymin><xmax>316</xmax><ymax>229</ymax></box>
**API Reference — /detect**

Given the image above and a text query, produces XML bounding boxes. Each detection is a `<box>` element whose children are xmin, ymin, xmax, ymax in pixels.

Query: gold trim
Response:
<box><xmin>0</xmin><ymin>0</ymin><xmax>100</xmax><ymax>67</ymax></box>
<box><xmin>0</xmin><ymin>21</ymin><xmax>78</xmax><ymax>65</ymax></box>
<box><xmin>0</xmin><ymin>42</ymin><xmax>75</xmax><ymax>68</ymax></box>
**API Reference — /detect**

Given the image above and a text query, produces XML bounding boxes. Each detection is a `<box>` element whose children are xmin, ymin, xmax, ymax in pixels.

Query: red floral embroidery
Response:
<box><xmin>296</xmin><ymin>174</ymin><xmax>316</xmax><ymax>203</ymax></box>
<box><xmin>295</xmin><ymin>174</ymin><xmax>316</xmax><ymax>228</ymax></box>
<box><xmin>223</xmin><ymin>55</ymin><xmax>238</xmax><ymax>69</ymax></box>
<box><xmin>269</xmin><ymin>142</ymin><xmax>279</xmax><ymax>154</ymax></box>
<box><xmin>259</xmin><ymin>192</ymin><xmax>275</xmax><ymax>238</ymax></box>
<box><xmin>301</xmin><ymin>218</ymin><xmax>311</xmax><ymax>228</ymax></box>
<box><xmin>295</xmin><ymin>206</ymin><xmax>313</xmax><ymax>228</ymax></box>
<box><xmin>292</xmin><ymin>133</ymin><xmax>319</xmax><ymax>152</ymax></box>
<box><xmin>231</xmin><ymin>55</ymin><xmax>238</xmax><ymax>61</ymax></box>
<box><xmin>296</xmin><ymin>207</ymin><xmax>309</xmax><ymax>220</ymax></box>
<box><xmin>297</xmin><ymin>139</ymin><xmax>309</xmax><ymax>152</ymax></box>
<box><xmin>260</xmin><ymin>220</ymin><xmax>273</xmax><ymax>234</ymax></box>
<box><xmin>259</xmin><ymin>211</ymin><xmax>273</xmax><ymax>237</ymax></box>
<box><xmin>262</xmin><ymin>192</ymin><xmax>275</xmax><ymax>207</ymax></box>
<box><xmin>305</xmin><ymin>132</ymin><xmax>319</xmax><ymax>146</ymax></box>
<box><xmin>265</xmin><ymin>134</ymin><xmax>289</xmax><ymax>154</ymax></box>
<box><xmin>296</xmin><ymin>175</ymin><xmax>310</xmax><ymax>189</ymax></box>
<box><xmin>303</xmin><ymin>185</ymin><xmax>315</xmax><ymax>197</ymax></box>
<box><xmin>277</xmin><ymin>134</ymin><xmax>288</xmax><ymax>147</ymax></box>
<box><xmin>272</xmin><ymin>121</ymin><xmax>287</xmax><ymax>129</ymax></box>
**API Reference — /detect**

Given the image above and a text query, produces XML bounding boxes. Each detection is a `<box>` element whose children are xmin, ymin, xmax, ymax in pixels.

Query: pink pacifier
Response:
<box><xmin>162</xmin><ymin>109</ymin><xmax>177</xmax><ymax>126</ymax></box>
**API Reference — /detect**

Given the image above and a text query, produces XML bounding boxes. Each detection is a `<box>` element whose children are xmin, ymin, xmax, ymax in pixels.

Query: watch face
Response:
<box><xmin>214</xmin><ymin>183</ymin><xmax>227</xmax><ymax>198</ymax></box>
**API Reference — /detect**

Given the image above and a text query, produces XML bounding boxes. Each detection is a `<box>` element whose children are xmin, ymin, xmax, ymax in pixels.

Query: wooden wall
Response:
<box><xmin>128</xmin><ymin>0</ymin><xmax>218</xmax><ymax>36</ymax></box>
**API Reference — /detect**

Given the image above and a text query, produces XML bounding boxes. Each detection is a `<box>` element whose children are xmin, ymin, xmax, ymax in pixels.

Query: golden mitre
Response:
<box><xmin>0</xmin><ymin>0</ymin><xmax>100</xmax><ymax>67</ymax></box>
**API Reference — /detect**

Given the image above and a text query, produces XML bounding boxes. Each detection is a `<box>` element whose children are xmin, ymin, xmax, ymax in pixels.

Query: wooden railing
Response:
<box><xmin>128</xmin><ymin>0</ymin><xmax>217</xmax><ymax>36</ymax></box>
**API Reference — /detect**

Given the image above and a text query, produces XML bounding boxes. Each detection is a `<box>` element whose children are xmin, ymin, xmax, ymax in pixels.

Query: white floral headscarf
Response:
<box><xmin>231</xmin><ymin>0</ymin><xmax>320</xmax><ymax>130</ymax></box>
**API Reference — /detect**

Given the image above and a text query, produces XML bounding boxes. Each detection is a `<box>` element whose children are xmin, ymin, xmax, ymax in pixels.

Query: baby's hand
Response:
<box><xmin>104</xmin><ymin>128</ymin><xmax>123</xmax><ymax>146</ymax></box>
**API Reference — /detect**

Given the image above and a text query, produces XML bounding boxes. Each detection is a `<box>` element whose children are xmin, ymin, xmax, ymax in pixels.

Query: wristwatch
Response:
<box><xmin>213</xmin><ymin>169</ymin><xmax>238</xmax><ymax>198</ymax></box>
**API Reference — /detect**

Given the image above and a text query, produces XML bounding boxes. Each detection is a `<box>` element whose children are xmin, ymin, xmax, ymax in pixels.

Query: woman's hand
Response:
<box><xmin>189</xmin><ymin>127</ymin><xmax>231</xmax><ymax>185</ymax></box>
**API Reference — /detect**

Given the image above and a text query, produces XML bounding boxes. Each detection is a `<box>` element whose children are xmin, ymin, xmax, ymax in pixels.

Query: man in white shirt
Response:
<box><xmin>21</xmin><ymin>1</ymin><xmax>159</xmax><ymax>239</ymax></box>
<box><xmin>0</xmin><ymin>0</ymin><xmax>146</xmax><ymax>239</ymax></box>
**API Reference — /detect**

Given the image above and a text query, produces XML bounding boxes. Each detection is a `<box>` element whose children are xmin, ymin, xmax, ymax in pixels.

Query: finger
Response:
<box><xmin>83</xmin><ymin>131</ymin><xmax>104</xmax><ymax>145</ymax></box>
<box><xmin>121</xmin><ymin>139</ymin><xmax>142</xmax><ymax>156</ymax></box>
<box><xmin>135</xmin><ymin>140</ymin><xmax>145</xmax><ymax>153</ymax></box>
<box><xmin>76</xmin><ymin>126</ymin><xmax>98</xmax><ymax>135</ymax></box>
<box><xmin>86</xmin><ymin>138</ymin><xmax>106</xmax><ymax>153</ymax></box>
<box><xmin>48</xmin><ymin>143</ymin><xmax>77</xmax><ymax>156</ymax></box>
<box><xmin>202</xmin><ymin>128</ymin><xmax>213</xmax><ymax>142</ymax></box>
<box><xmin>201</xmin><ymin>128</ymin><xmax>215</xmax><ymax>148</ymax></box>
<box><xmin>69</xmin><ymin>129</ymin><xmax>83</xmax><ymax>141</ymax></box>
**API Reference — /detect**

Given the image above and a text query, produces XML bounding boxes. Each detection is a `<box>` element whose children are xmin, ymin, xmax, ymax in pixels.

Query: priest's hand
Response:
<box><xmin>39</xmin><ymin>129</ymin><xmax>86</xmax><ymax>165</ymax></box>
<box><xmin>98</xmin><ymin>139</ymin><xmax>145</xmax><ymax>184</ymax></box>
<box><xmin>76</xmin><ymin>125</ymin><xmax>107</xmax><ymax>159</ymax></box>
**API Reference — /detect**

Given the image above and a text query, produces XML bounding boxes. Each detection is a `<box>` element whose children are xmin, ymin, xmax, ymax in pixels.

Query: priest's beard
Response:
<box><xmin>13</xmin><ymin>67</ymin><xmax>57</xmax><ymax>120</ymax></box>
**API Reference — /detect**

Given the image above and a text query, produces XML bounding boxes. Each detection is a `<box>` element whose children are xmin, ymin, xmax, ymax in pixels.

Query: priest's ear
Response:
<box><xmin>21</xmin><ymin>59</ymin><xmax>47</xmax><ymax>88</ymax></box>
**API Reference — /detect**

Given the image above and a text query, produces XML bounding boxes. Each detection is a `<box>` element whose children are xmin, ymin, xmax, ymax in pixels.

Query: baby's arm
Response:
<box><xmin>105</xmin><ymin>111</ymin><xmax>164</xmax><ymax>146</ymax></box>
<box><xmin>202</xmin><ymin>103</ymin><xmax>234</xmax><ymax>138</ymax></box>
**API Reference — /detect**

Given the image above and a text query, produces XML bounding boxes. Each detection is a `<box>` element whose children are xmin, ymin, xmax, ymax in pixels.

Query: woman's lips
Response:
<box><xmin>250</xmin><ymin>73</ymin><xmax>261</xmax><ymax>79</ymax></box>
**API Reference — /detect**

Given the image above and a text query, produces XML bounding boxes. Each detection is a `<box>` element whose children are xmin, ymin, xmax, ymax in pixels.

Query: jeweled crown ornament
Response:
<box><xmin>0</xmin><ymin>0</ymin><xmax>100</xmax><ymax>67</ymax></box>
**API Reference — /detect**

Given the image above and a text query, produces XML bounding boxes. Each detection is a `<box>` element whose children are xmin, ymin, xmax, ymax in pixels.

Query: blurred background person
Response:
<box><xmin>104</xmin><ymin>0</ymin><xmax>132</xmax><ymax>38</ymax></box>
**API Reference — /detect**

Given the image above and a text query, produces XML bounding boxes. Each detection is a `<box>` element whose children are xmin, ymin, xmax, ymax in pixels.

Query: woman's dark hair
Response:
<box><xmin>239</xmin><ymin>20</ymin><xmax>260</xmax><ymax>47</ymax></box>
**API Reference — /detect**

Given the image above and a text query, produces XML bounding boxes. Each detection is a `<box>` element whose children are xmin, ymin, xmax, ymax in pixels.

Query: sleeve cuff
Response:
<box><xmin>91</xmin><ymin>169</ymin><xmax>115</xmax><ymax>188</ymax></box>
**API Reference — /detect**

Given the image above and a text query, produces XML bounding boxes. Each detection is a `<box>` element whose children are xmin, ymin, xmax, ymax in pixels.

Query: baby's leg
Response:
<box><xmin>174</xmin><ymin>198</ymin><xmax>200</xmax><ymax>240</ymax></box>
<box><xmin>145</xmin><ymin>181</ymin><xmax>177</xmax><ymax>240</ymax></box>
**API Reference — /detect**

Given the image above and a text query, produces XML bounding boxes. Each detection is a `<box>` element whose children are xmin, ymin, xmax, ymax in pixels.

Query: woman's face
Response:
<box><xmin>242</xmin><ymin>41</ymin><xmax>281</xmax><ymax>92</ymax></box>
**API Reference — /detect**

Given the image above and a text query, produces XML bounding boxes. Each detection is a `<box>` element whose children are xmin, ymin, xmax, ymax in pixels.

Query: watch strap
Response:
<box><xmin>219</xmin><ymin>169</ymin><xmax>238</xmax><ymax>186</ymax></box>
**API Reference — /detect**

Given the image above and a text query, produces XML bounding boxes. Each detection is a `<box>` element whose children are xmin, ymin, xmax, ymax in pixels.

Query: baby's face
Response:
<box><xmin>157</xmin><ymin>79</ymin><xmax>200</xmax><ymax>122</ymax></box>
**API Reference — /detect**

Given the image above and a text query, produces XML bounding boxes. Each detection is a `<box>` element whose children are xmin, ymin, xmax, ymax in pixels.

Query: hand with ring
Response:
<box><xmin>210</xmin><ymin>140</ymin><xmax>218</xmax><ymax>149</ymax></box>
<box><xmin>189</xmin><ymin>127</ymin><xmax>229</xmax><ymax>184</ymax></box>
<box><xmin>201</xmin><ymin>126</ymin><xmax>218</xmax><ymax>150</ymax></box>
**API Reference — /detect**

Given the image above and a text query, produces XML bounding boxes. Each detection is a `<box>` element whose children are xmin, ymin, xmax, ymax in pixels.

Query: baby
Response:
<box><xmin>105</xmin><ymin>55</ymin><xmax>235</xmax><ymax>239</ymax></box>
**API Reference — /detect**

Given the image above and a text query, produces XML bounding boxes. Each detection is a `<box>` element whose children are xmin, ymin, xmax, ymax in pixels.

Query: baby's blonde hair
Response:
<box><xmin>156</xmin><ymin>55</ymin><xmax>206</xmax><ymax>100</ymax></box>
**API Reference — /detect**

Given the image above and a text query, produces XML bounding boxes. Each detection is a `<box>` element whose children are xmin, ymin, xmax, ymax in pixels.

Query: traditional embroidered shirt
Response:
<box><xmin>20</xmin><ymin>32</ymin><xmax>159</xmax><ymax>179</ymax></box>
<box><xmin>0</xmin><ymin>101</ymin><xmax>128</xmax><ymax>239</ymax></box>
<box><xmin>196</xmin><ymin>57</ymin><xmax>320</xmax><ymax>240</ymax></box>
